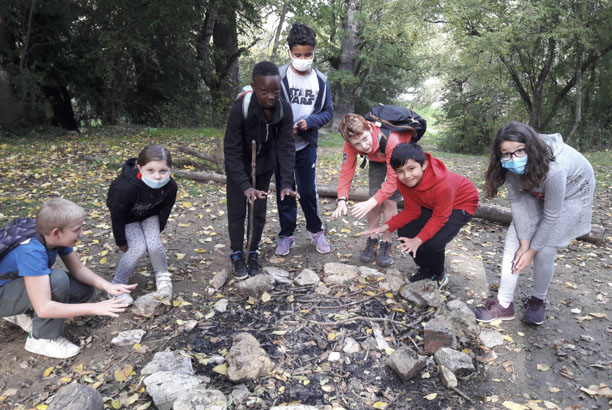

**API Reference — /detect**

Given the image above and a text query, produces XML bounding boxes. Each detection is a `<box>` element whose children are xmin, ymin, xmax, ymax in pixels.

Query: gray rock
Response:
<box><xmin>143</xmin><ymin>371</ymin><xmax>205</xmax><ymax>410</ymax></box>
<box><xmin>111</xmin><ymin>329</ymin><xmax>146</xmax><ymax>347</ymax></box>
<box><xmin>478</xmin><ymin>330</ymin><xmax>504</xmax><ymax>348</ymax></box>
<box><xmin>434</xmin><ymin>348</ymin><xmax>475</xmax><ymax>376</ymax></box>
<box><xmin>293</xmin><ymin>269</ymin><xmax>321</xmax><ymax>286</ymax></box>
<box><xmin>342</xmin><ymin>337</ymin><xmax>360</xmax><ymax>354</ymax></box>
<box><xmin>439</xmin><ymin>365</ymin><xmax>458</xmax><ymax>388</ymax></box>
<box><xmin>173</xmin><ymin>388</ymin><xmax>227</xmax><ymax>410</ymax></box>
<box><xmin>323</xmin><ymin>262</ymin><xmax>359</xmax><ymax>284</ymax></box>
<box><xmin>270</xmin><ymin>406</ymin><xmax>332</xmax><ymax>410</ymax></box>
<box><xmin>227</xmin><ymin>333</ymin><xmax>274</xmax><ymax>382</ymax></box>
<box><xmin>230</xmin><ymin>384</ymin><xmax>250</xmax><ymax>404</ymax></box>
<box><xmin>442</xmin><ymin>300</ymin><xmax>480</xmax><ymax>341</ymax></box>
<box><xmin>263</xmin><ymin>267</ymin><xmax>292</xmax><ymax>284</ymax></box>
<box><xmin>423</xmin><ymin>317</ymin><xmax>457</xmax><ymax>353</ymax></box>
<box><xmin>47</xmin><ymin>383</ymin><xmax>103</xmax><ymax>410</ymax></box>
<box><xmin>387</xmin><ymin>346</ymin><xmax>427</xmax><ymax>381</ymax></box>
<box><xmin>358</xmin><ymin>266</ymin><xmax>383</xmax><ymax>277</ymax></box>
<box><xmin>385</xmin><ymin>269</ymin><xmax>406</xmax><ymax>293</ymax></box>
<box><xmin>400</xmin><ymin>281</ymin><xmax>442</xmax><ymax>308</ymax></box>
<box><xmin>209</xmin><ymin>269</ymin><xmax>228</xmax><ymax>290</ymax></box>
<box><xmin>132</xmin><ymin>293</ymin><xmax>167</xmax><ymax>317</ymax></box>
<box><xmin>236</xmin><ymin>274</ymin><xmax>275</xmax><ymax>298</ymax></box>
<box><xmin>141</xmin><ymin>351</ymin><xmax>194</xmax><ymax>376</ymax></box>
<box><xmin>213</xmin><ymin>299</ymin><xmax>228</xmax><ymax>313</ymax></box>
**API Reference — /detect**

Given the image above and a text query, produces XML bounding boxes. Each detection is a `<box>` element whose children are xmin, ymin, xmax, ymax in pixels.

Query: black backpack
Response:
<box><xmin>359</xmin><ymin>105</ymin><xmax>427</xmax><ymax>168</ymax></box>
<box><xmin>0</xmin><ymin>217</ymin><xmax>46</xmax><ymax>281</ymax></box>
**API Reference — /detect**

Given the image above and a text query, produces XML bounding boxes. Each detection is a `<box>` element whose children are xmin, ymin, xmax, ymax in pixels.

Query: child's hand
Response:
<box><xmin>361</xmin><ymin>224</ymin><xmax>389</xmax><ymax>236</ymax></box>
<box><xmin>92</xmin><ymin>298</ymin><xmax>129</xmax><ymax>317</ymax></box>
<box><xmin>244</xmin><ymin>188</ymin><xmax>268</xmax><ymax>203</ymax></box>
<box><xmin>398</xmin><ymin>236</ymin><xmax>423</xmax><ymax>256</ymax></box>
<box><xmin>295</xmin><ymin>119</ymin><xmax>308</xmax><ymax>131</ymax></box>
<box><xmin>332</xmin><ymin>201</ymin><xmax>348</xmax><ymax>219</ymax></box>
<box><xmin>106</xmin><ymin>283</ymin><xmax>137</xmax><ymax>297</ymax></box>
<box><xmin>119</xmin><ymin>245</ymin><xmax>128</xmax><ymax>252</ymax></box>
<box><xmin>351</xmin><ymin>198</ymin><xmax>378</xmax><ymax>219</ymax></box>
<box><xmin>280</xmin><ymin>188</ymin><xmax>300</xmax><ymax>201</ymax></box>
<box><xmin>512</xmin><ymin>248</ymin><xmax>537</xmax><ymax>273</ymax></box>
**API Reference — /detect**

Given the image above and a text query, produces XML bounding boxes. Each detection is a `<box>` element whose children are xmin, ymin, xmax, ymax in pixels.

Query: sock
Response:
<box><xmin>498</xmin><ymin>299</ymin><xmax>511</xmax><ymax>309</ymax></box>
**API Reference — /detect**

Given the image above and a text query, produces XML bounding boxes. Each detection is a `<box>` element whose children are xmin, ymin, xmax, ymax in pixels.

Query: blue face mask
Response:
<box><xmin>501</xmin><ymin>155</ymin><xmax>528</xmax><ymax>175</ymax></box>
<box><xmin>141</xmin><ymin>173</ymin><xmax>171</xmax><ymax>189</ymax></box>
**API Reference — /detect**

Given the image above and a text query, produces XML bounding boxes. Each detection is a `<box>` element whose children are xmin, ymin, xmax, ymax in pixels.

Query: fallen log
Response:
<box><xmin>174</xmin><ymin>169</ymin><xmax>605</xmax><ymax>244</ymax></box>
<box><xmin>178</xmin><ymin>146</ymin><xmax>222</xmax><ymax>168</ymax></box>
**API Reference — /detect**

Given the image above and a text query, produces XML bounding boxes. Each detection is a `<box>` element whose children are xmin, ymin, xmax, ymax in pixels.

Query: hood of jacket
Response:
<box><xmin>120</xmin><ymin>158</ymin><xmax>141</xmax><ymax>185</ymax></box>
<box><xmin>538</xmin><ymin>133</ymin><xmax>564</xmax><ymax>157</ymax></box>
<box><xmin>413</xmin><ymin>153</ymin><xmax>448</xmax><ymax>192</ymax></box>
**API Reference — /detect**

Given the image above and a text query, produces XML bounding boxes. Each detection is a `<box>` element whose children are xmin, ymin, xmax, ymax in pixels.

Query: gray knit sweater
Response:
<box><xmin>506</xmin><ymin>133</ymin><xmax>595</xmax><ymax>250</ymax></box>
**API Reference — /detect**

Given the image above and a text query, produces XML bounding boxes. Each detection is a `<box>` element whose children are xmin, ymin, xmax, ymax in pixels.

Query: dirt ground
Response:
<box><xmin>0</xmin><ymin>133</ymin><xmax>610</xmax><ymax>409</ymax></box>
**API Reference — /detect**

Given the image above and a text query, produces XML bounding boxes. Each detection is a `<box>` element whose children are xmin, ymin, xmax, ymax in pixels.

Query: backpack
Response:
<box><xmin>0</xmin><ymin>217</ymin><xmax>45</xmax><ymax>281</ymax></box>
<box><xmin>235</xmin><ymin>85</ymin><xmax>283</xmax><ymax>120</ymax></box>
<box><xmin>359</xmin><ymin>105</ymin><xmax>427</xmax><ymax>168</ymax></box>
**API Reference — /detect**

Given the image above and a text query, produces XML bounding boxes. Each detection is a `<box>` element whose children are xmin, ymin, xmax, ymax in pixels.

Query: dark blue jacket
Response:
<box><xmin>279</xmin><ymin>64</ymin><xmax>333</xmax><ymax>149</ymax></box>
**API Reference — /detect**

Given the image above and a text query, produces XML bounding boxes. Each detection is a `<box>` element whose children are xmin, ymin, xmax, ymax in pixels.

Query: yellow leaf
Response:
<box><xmin>385</xmin><ymin>293</ymin><xmax>394</xmax><ymax>298</ymax></box>
<box><xmin>502</xmin><ymin>401</ymin><xmax>528</xmax><ymax>410</ymax></box>
<box><xmin>111</xmin><ymin>398</ymin><xmax>121</xmax><ymax>409</ymax></box>
<box><xmin>327</xmin><ymin>332</ymin><xmax>337</xmax><ymax>341</ymax></box>
<box><xmin>373</xmin><ymin>401</ymin><xmax>388</xmax><ymax>409</ymax></box>
<box><xmin>503</xmin><ymin>335</ymin><xmax>513</xmax><ymax>342</ymax></box>
<box><xmin>176</xmin><ymin>319</ymin><xmax>185</xmax><ymax>325</ymax></box>
<box><xmin>194</xmin><ymin>248</ymin><xmax>206</xmax><ymax>253</ymax></box>
<box><xmin>537</xmin><ymin>364</ymin><xmax>550</xmax><ymax>372</ymax></box>
<box><xmin>128</xmin><ymin>393</ymin><xmax>139</xmax><ymax>404</ymax></box>
<box><xmin>92</xmin><ymin>381</ymin><xmax>103</xmax><ymax>389</ymax></box>
<box><xmin>60</xmin><ymin>376</ymin><xmax>72</xmax><ymax>384</ymax></box>
<box><xmin>205</xmin><ymin>311</ymin><xmax>215</xmax><ymax>319</ymax></box>
<box><xmin>133</xmin><ymin>344</ymin><xmax>142</xmax><ymax>350</ymax></box>
<box><xmin>589</xmin><ymin>312</ymin><xmax>607</xmax><ymax>319</ymax></box>
<box><xmin>212</xmin><ymin>363</ymin><xmax>227</xmax><ymax>375</ymax></box>
<box><xmin>392</xmin><ymin>308</ymin><xmax>406</xmax><ymax>312</ymax></box>
<box><xmin>99</xmin><ymin>256</ymin><xmax>107</xmax><ymax>264</ymax></box>
<box><xmin>43</xmin><ymin>367</ymin><xmax>54</xmax><ymax>378</ymax></box>
<box><xmin>363</xmin><ymin>291</ymin><xmax>376</xmax><ymax>296</ymax></box>
<box><xmin>385</xmin><ymin>347</ymin><xmax>395</xmax><ymax>355</ymax></box>
<box><xmin>424</xmin><ymin>393</ymin><xmax>437</xmax><ymax>400</ymax></box>
<box><xmin>272</xmin><ymin>330</ymin><xmax>287</xmax><ymax>335</ymax></box>
<box><xmin>462</xmin><ymin>348</ymin><xmax>471</xmax><ymax>354</ymax></box>
<box><xmin>114</xmin><ymin>368</ymin><xmax>127</xmax><ymax>382</ymax></box>
<box><xmin>72</xmin><ymin>364</ymin><xmax>84</xmax><ymax>373</ymax></box>
<box><xmin>100</xmin><ymin>250</ymin><xmax>108</xmax><ymax>257</ymax></box>
<box><xmin>182</xmin><ymin>201</ymin><xmax>193</xmax><ymax>208</ymax></box>
<box><xmin>490</xmin><ymin>319</ymin><xmax>502</xmax><ymax>326</ymax></box>
<box><xmin>136</xmin><ymin>402</ymin><xmax>152</xmax><ymax>410</ymax></box>
<box><xmin>36</xmin><ymin>405</ymin><xmax>48</xmax><ymax>410</ymax></box>
<box><xmin>176</xmin><ymin>253</ymin><xmax>186</xmax><ymax>260</ymax></box>
<box><xmin>261</xmin><ymin>292</ymin><xmax>271</xmax><ymax>303</ymax></box>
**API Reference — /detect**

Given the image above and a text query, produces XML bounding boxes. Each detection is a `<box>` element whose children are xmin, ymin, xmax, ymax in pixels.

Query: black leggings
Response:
<box><xmin>397</xmin><ymin>207</ymin><xmax>472</xmax><ymax>276</ymax></box>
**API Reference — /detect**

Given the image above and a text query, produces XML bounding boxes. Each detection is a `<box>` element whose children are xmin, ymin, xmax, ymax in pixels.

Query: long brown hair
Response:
<box><xmin>137</xmin><ymin>144</ymin><xmax>172</xmax><ymax>168</ymax></box>
<box><xmin>484</xmin><ymin>121</ymin><xmax>554</xmax><ymax>199</ymax></box>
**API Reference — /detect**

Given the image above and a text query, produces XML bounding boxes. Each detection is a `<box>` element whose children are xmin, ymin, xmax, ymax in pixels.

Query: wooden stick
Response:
<box><xmin>245</xmin><ymin>140</ymin><xmax>256</xmax><ymax>254</ymax></box>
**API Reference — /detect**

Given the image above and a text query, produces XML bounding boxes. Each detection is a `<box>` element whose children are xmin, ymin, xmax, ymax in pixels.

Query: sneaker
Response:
<box><xmin>24</xmin><ymin>334</ymin><xmax>80</xmax><ymax>359</ymax></box>
<box><xmin>522</xmin><ymin>296</ymin><xmax>545</xmax><ymax>326</ymax></box>
<box><xmin>311</xmin><ymin>231</ymin><xmax>331</xmax><ymax>254</ymax></box>
<box><xmin>434</xmin><ymin>272</ymin><xmax>449</xmax><ymax>289</ymax></box>
<box><xmin>275</xmin><ymin>236</ymin><xmax>295</xmax><ymax>256</ymax></box>
<box><xmin>473</xmin><ymin>299</ymin><xmax>515</xmax><ymax>323</ymax></box>
<box><xmin>109</xmin><ymin>292</ymin><xmax>134</xmax><ymax>306</ymax></box>
<box><xmin>360</xmin><ymin>237</ymin><xmax>378</xmax><ymax>263</ymax></box>
<box><xmin>155</xmin><ymin>272</ymin><xmax>173</xmax><ymax>297</ymax></box>
<box><xmin>247</xmin><ymin>251</ymin><xmax>261</xmax><ymax>276</ymax></box>
<box><xmin>376</xmin><ymin>241</ymin><xmax>394</xmax><ymax>267</ymax></box>
<box><xmin>408</xmin><ymin>268</ymin><xmax>433</xmax><ymax>283</ymax></box>
<box><xmin>230</xmin><ymin>251</ymin><xmax>248</xmax><ymax>280</ymax></box>
<box><xmin>3</xmin><ymin>314</ymin><xmax>33</xmax><ymax>333</ymax></box>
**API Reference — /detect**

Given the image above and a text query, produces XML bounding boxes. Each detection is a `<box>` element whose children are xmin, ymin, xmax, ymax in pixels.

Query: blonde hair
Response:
<box><xmin>36</xmin><ymin>198</ymin><xmax>85</xmax><ymax>234</ymax></box>
<box><xmin>338</xmin><ymin>114</ymin><xmax>369</xmax><ymax>141</ymax></box>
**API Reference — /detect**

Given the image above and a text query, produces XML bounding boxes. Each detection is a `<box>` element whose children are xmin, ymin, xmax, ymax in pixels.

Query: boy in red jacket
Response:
<box><xmin>332</xmin><ymin>114</ymin><xmax>414</xmax><ymax>267</ymax></box>
<box><xmin>363</xmin><ymin>143</ymin><xmax>479</xmax><ymax>287</ymax></box>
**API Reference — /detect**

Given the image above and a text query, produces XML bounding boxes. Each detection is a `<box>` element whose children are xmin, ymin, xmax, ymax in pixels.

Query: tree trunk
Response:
<box><xmin>331</xmin><ymin>0</ymin><xmax>360</xmax><ymax>129</ymax></box>
<box><xmin>565</xmin><ymin>46</ymin><xmax>583</xmax><ymax>144</ymax></box>
<box><xmin>270</xmin><ymin>0</ymin><xmax>289</xmax><ymax>63</ymax></box>
<box><xmin>42</xmin><ymin>85</ymin><xmax>78</xmax><ymax>131</ymax></box>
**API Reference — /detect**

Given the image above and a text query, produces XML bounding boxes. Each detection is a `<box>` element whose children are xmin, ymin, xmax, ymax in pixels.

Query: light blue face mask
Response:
<box><xmin>141</xmin><ymin>173</ymin><xmax>171</xmax><ymax>189</ymax></box>
<box><xmin>501</xmin><ymin>155</ymin><xmax>528</xmax><ymax>175</ymax></box>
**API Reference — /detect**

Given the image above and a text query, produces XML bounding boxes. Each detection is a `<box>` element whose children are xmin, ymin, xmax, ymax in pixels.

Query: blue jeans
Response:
<box><xmin>275</xmin><ymin>144</ymin><xmax>323</xmax><ymax>236</ymax></box>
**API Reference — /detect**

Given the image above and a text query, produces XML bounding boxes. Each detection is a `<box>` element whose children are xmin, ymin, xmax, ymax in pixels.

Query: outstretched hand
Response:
<box><xmin>397</xmin><ymin>236</ymin><xmax>423</xmax><ymax>256</ymax></box>
<box><xmin>244</xmin><ymin>188</ymin><xmax>268</xmax><ymax>203</ymax></box>
<box><xmin>361</xmin><ymin>224</ymin><xmax>389</xmax><ymax>236</ymax></box>
<box><xmin>351</xmin><ymin>198</ymin><xmax>378</xmax><ymax>219</ymax></box>
<box><xmin>92</xmin><ymin>298</ymin><xmax>130</xmax><ymax>317</ymax></box>
<box><xmin>106</xmin><ymin>283</ymin><xmax>137</xmax><ymax>297</ymax></box>
<box><xmin>332</xmin><ymin>201</ymin><xmax>348</xmax><ymax>219</ymax></box>
<box><xmin>280</xmin><ymin>188</ymin><xmax>300</xmax><ymax>201</ymax></box>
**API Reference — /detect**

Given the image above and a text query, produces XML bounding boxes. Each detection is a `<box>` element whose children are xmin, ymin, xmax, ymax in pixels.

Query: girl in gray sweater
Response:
<box><xmin>474</xmin><ymin>121</ymin><xmax>595</xmax><ymax>326</ymax></box>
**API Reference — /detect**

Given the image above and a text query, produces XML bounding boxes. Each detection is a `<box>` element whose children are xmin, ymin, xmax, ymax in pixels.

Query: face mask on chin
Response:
<box><xmin>501</xmin><ymin>155</ymin><xmax>528</xmax><ymax>175</ymax></box>
<box><xmin>141</xmin><ymin>173</ymin><xmax>171</xmax><ymax>189</ymax></box>
<box><xmin>289</xmin><ymin>50</ymin><xmax>314</xmax><ymax>72</ymax></box>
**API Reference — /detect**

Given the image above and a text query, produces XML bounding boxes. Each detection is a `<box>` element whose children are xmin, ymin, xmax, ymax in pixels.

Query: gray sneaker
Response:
<box><xmin>311</xmin><ymin>231</ymin><xmax>331</xmax><ymax>254</ymax></box>
<box><xmin>275</xmin><ymin>236</ymin><xmax>295</xmax><ymax>256</ymax></box>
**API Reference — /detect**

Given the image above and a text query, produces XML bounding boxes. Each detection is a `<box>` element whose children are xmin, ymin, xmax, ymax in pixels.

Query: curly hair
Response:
<box><xmin>287</xmin><ymin>23</ymin><xmax>316</xmax><ymax>49</ymax></box>
<box><xmin>338</xmin><ymin>114</ymin><xmax>369</xmax><ymax>141</ymax></box>
<box><xmin>251</xmin><ymin>61</ymin><xmax>280</xmax><ymax>81</ymax></box>
<box><xmin>484</xmin><ymin>121</ymin><xmax>554</xmax><ymax>198</ymax></box>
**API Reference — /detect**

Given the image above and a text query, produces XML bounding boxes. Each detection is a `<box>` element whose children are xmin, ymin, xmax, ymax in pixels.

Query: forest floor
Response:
<box><xmin>0</xmin><ymin>126</ymin><xmax>610</xmax><ymax>410</ymax></box>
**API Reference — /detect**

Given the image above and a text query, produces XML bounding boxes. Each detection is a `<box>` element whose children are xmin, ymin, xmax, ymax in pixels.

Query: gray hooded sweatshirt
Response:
<box><xmin>505</xmin><ymin>133</ymin><xmax>595</xmax><ymax>250</ymax></box>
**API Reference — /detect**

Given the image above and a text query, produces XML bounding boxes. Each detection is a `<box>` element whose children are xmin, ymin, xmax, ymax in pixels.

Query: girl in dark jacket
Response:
<box><xmin>107</xmin><ymin>144</ymin><xmax>177</xmax><ymax>305</ymax></box>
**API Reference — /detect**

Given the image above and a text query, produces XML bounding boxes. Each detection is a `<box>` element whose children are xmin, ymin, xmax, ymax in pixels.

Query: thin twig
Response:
<box><xmin>307</xmin><ymin>313</ymin><xmax>430</xmax><ymax>328</ymax></box>
<box><xmin>314</xmin><ymin>296</ymin><xmax>377</xmax><ymax>309</ymax></box>
<box><xmin>451</xmin><ymin>386</ymin><xmax>472</xmax><ymax>402</ymax></box>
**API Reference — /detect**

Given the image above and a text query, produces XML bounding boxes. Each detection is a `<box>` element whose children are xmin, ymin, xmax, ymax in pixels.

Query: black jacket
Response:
<box><xmin>223</xmin><ymin>94</ymin><xmax>295</xmax><ymax>193</ymax></box>
<box><xmin>106</xmin><ymin>158</ymin><xmax>177</xmax><ymax>247</ymax></box>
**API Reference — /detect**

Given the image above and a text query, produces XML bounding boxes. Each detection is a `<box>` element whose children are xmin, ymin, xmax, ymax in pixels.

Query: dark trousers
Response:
<box><xmin>275</xmin><ymin>144</ymin><xmax>323</xmax><ymax>236</ymax></box>
<box><xmin>226</xmin><ymin>170</ymin><xmax>273</xmax><ymax>252</ymax></box>
<box><xmin>0</xmin><ymin>269</ymin><xmax>94</xmax><ymax>339</ymax></box>
<box><xmin>397</xmin><ymin>208</ymin><xmax>472</xmax><ymax>276</ymax></box>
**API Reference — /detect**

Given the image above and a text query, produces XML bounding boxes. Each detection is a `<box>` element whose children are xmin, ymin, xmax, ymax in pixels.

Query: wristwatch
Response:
<box><xmin>336</xmin><ymin>197</ymin><xmax>347</xmax><ymax>204</ymax></box>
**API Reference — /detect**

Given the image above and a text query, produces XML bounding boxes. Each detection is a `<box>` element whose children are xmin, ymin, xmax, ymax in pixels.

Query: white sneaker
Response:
<box><xmin>109</xmin><ymin>292</ymin><xmax>134</xmax><ymax>306</ymax></box>
<box><xmin>155</xmin><ymin>272</ymin><xmax>173</xmax><ymax>297</ymax></box>
<box><xmin>24</xmin><ymin>334</ymin><xmax>80</xmax><ymax>359</ymax></box>
<box><xmin>3</xmin><ymin>314</ymin><xmax>33</xmax><ymax>333</ymax></box>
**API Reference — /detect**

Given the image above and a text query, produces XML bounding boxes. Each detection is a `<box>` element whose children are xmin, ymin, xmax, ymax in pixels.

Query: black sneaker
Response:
<box><xmin>360</xmin><ymin>237</ymin><xmax>379</xmax><ymax>263</ymax></box>
<box><xmin>408</xmin><ymin>268</ymin><xmax>432</xmax><ymax>283</ymax></box>
<box><xmin>247</xmin><ymin>251</ymin><xmax>261</xmax><ymax>276</ymax></box>
<box><xmin>522</xmin><ymin>296</ymin><xmax>545</xmax><ymax>326</ymax></box>
<box><xmin>434</xmin><ymin>272</ymin><xmax>449</xmax><ymax>289</ymax></box>
<box><xmin>376</xmin><ymin>241</ymin><xmax>394</xmax><ymax>267</ymax></box>
<box><xmin>230</xmin><ymin>251</ymin><xmax>248</xmax><ymax>280</ymax></box>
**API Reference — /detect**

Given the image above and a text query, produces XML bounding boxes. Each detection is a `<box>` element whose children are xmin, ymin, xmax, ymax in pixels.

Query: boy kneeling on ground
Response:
<box><xmin>363</xmin><ymin>143</ymin><xmax>479</xmax><ymax>287</ymax></box>
<box><xmin>0</xmin><ymin>198</ymin><xmax>135</xmax><ymax>358</ymax></box>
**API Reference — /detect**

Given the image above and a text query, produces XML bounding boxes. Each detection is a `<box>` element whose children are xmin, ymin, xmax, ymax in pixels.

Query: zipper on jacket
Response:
<box><xmin>257</xmin><ymin>123</ymin><xmax>269</xmax><ymax>154</ymax></box>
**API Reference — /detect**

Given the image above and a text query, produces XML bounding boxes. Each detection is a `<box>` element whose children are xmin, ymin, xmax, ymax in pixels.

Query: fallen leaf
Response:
<box><xmin>212</xmin><ymin>363</ymin><xmax>227</xmax><ymax>375</ymax></box>
<box><xmin>424</xmin><ymin>393</ymin><xmax>437</xmax><ymax>400</ymax></box>
<box><xmin>579</xmin><ymin>386</ymin><xmax>597</xmax><ymax>397</ymax></box>
<box><xmin>502</xmin><ymin>361</ymin><xmax>514</xmax><ymax>373</ymax></box>
<box><xmin>176</xmin><ymin>253</ymin><xmax>186</xmax><ymax>260</ymax></box>
<box><xmin>43</xmin><ymin>367</ymin><xmax>54</xmax><ymax>378</ymax></box>
<box><xmin>537</xmin><ymin>364</ymin><xmax>550</xmax><ymax>371</ymax></box>
<box><xmin>261</xmin><ymin>292</ymin><xmax>271</xmax><ymax>303</ymax></box>
<box><xmin>373</xmin><ymin>402</ymin><xmax>388</xmax><ymax>409</ymax></box>
<box><xmin>589</xmin><ymin>312</ymin><xmax>607</xmax><ymax>319</ymax></box>
<box><xmin>502</xmin><ymin>401</ymin><xmax>527</xmax><ymax>410</ymax></box>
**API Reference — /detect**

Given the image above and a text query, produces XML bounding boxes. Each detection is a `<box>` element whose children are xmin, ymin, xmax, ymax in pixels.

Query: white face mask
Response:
<box><xmin>141</xmin><ymin>173</ymin><xmax>171</xmax><ymax>189</ymax></box>
<box><xmin>289</xmin><ymin>50</ymin><xmax>314</xmax><ymax>72</ymax></box>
